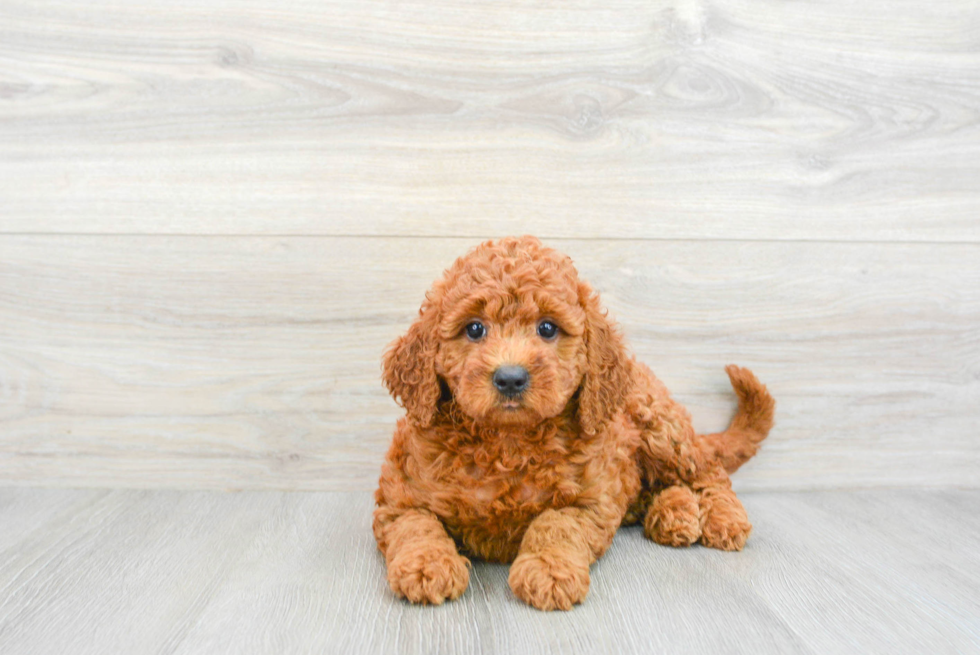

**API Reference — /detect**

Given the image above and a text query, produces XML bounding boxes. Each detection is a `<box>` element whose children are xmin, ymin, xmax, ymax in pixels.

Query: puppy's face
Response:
<box><xmin>436</xmin><ymin>299</ymin><xmax>587</xmax><ymax>427</ymax></box>
<box><xmin>384</xmin><ymin>236</ymin><xmax>627</xmax><ymax>433</ymax></box>
<box><xmin>432</xmin><ymin>244</ymin><xmax>589</xmax><ymax>427</ymax></box>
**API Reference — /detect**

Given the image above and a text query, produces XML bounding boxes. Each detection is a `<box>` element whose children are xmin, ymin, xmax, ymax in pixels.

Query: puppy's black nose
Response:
<box><xmin>493</xmin><ymin>365</ymin><xmax>529</xmax><ymax>397</ymax></box>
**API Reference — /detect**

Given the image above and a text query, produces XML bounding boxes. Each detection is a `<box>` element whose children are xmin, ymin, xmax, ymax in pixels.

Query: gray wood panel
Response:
<box><xmin>0</xmin><ymin>488</ymin><xmax>976</xmax><ymax>655</ymax></box>
<box><xmin>1</xmin><ymin>236</ymin><xmax>977</xmax><ymax>490</ymax></box>
<box><xmin>1</xmin><ymin>0</ymin><xmax>979</xmax><ymax>492</ymax></box>
<box><xmin>1</xmin><ymin>0</ymin><xmax>978</xmax><ymax>240</ymax></box>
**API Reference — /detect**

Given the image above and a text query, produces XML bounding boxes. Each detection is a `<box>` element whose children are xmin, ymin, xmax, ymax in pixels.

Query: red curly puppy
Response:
<box><xmin>374</xmin><ymin>236</ymin><xmax>775</xmax><ymax>611</ymax></box>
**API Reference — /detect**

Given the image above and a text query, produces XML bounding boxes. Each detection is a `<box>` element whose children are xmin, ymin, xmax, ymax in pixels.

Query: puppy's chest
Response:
<box><xmin>435</xmin><ymin>436</ymin><xmax>582</xmax><ymax>523</ymax></box>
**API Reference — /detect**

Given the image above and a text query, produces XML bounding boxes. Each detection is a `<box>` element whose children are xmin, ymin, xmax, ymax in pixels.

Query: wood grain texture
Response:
<box><xmin>1</xmin><ymin>236</ymin><xmax>977</xmax><ymax>490</ymax></box>
<box><xmin>1</xmin><ymin>0</ymin><xmax>979</xmax><ymax>491</ymax></box>
<box><xmin>0</xmin><ymin>489</ymin><xmax>976</xmax><ymax>655</ymax></box>
<box><xmin>1</xmin><ymin>0</ymin><xmax>979</xmax><ymax>240</ymax></box>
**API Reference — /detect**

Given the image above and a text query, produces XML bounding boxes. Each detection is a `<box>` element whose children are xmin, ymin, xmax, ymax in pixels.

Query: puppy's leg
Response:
<box><xmin>508</xmin><ymin>508</ymin><xmax>615</xmax><ymax>611</ymax></box>
<box><xmin>375</xmin><ymin>508</ymin><xmax>470</xmax><ymax>604</ymax></box>
<box><xmin>631</xmin><ymin>368</ymin><xmax>753</xmax><ymax>551</ymax></box>
<box><xmin>693</xmin><ymin>465</ymin><xmax>753</xmax><ymax>551</ymax></box>
<box><xmin>644</xmin><ymin>485</ymin><xmax>701</xmax><ymax>547</ymax></box>
<box><xmin>633</xmin><ymin>390</ymin><xmax>706</xmax><ymax>548</ymax></box>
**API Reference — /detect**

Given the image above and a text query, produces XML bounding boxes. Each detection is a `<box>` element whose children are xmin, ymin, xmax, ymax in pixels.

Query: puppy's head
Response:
<box><xmin>383</xmin><ymin>236</ymin><xmax>629</xmax><ymax>434</ymax></box>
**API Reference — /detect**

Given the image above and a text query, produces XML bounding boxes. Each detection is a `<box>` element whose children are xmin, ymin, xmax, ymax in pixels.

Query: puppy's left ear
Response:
<box><xmin>382</xmin><ymin>306</ymin><xmax>442</xmax><ymax>427</ymax></box>
<box><xmin>577</xmin><ymin>285</ymin><xmax>631</xmax><ymax>436</ymax></box>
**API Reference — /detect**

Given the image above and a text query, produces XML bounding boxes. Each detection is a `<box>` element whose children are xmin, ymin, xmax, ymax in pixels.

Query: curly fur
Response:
<box><xmin>374</xmin><ymin>236</ymin><xmax>775</xmax><ymax>611</ymax></box>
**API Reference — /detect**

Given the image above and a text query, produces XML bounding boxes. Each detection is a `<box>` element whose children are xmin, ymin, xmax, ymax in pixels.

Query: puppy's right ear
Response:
<box><xmin>382</xmin><ymin>308</ymin><xmax>441</xmax><ymax>427</ymax></box>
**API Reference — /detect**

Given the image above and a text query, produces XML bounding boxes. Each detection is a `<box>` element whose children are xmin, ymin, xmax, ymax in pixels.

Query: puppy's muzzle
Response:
<box><xmin>493</xmin><ymin>365</ymin><xmax>529</xmax><ymax>397</ymax></box>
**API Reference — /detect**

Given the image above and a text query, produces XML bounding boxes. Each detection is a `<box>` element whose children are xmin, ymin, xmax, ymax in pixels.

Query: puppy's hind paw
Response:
<box><xmin>699</xmin><ymin>487</ymin><xmax>752</xmax><ymax>551</ymax></box>
<box><xmin>644</xmin><ymin>485</ymin><xmax>701</xmax><ymax>547</ymax></box>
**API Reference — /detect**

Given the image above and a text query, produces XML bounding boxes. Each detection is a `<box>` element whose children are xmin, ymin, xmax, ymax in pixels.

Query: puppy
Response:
<box><xmin>374</xmin><ymin>236</ymin><xmax>774</xmax><ymax>611</ymax></box>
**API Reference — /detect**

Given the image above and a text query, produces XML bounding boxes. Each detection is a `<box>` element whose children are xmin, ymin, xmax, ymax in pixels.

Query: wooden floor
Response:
<box><xmin>0</xmin><ymin>488</ymin><xmax>977</xmax><ymax>655</ymax></box>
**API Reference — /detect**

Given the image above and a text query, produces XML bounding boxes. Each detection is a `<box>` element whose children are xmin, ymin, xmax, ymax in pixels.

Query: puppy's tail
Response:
<box><xmin>699</xmin><ymin>365</ymin><xmax>775</xmax><ymax>473</ymax></box>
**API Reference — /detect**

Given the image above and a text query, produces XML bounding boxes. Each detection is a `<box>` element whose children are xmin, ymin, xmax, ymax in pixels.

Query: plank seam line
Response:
<box><xmin>1</xmin><ymin>233</ymin><xmax>979</xmax><ymax>246</ymax></box>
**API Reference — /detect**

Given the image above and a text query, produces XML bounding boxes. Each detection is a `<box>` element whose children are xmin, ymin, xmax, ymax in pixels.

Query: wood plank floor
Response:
<box><xmin>0</xmin><ymin>488</ymin><xmax>977</xmax><ymax>655</ymax></box>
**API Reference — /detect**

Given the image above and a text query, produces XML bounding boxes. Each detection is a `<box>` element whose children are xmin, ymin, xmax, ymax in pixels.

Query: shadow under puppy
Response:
<box><xmin>374</xmin><ymin>236</ymin><xmax>775</xmax><ymax>611</ymax></box>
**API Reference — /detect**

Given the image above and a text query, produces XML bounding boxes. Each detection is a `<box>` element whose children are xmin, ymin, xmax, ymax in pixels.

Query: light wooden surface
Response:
<box><xmin>1</xmin><ymin>236</ymin><xmax>978</xmax><ymax>490</ymax></box>
<box><xmin>1</xmin><ymin>0</ymin><xmax>979</xmax><ymax>241</ymax></box>
<box><xmin>0</xmin><ymin>488</ymin><xmax>977</xmax><ymax>655</ymax></box>
<box><xmin>1</xmin><ymin>0</ymin><xmax>979</xmax><ymax>491</ymax></box>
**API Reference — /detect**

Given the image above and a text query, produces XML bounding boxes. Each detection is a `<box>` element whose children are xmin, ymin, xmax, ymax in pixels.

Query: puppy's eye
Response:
<box><xmin>537</xmin><ymin>321</ymin><xmax>559</xmax><ymax>340</ymax></box>
<box><xmin>465</xmin><ymin>321</ymin><xmax>486</xmax><ymax>341</ymax></box>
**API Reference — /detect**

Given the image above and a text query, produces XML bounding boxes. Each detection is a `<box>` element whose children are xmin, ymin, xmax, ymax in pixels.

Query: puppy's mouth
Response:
<box><xmin>492</xmin><ymin>389</ymin><xmax>530</xmax><ymax>414</ymax></box>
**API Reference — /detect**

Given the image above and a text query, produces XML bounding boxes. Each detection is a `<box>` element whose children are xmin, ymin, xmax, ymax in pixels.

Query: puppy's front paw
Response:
<box><xmin>508</xmin><ymin>551</ymin><xmax>589</xmax><ymax>611</ymax></box>
<box><xmin>387</xmin><ymin>545</ymin><xmax>470</xmax><ymax>605</ymax></box>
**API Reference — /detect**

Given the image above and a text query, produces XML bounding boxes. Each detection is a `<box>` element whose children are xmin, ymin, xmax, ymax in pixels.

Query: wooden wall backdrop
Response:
<box><xmin>1</xmin><ymin>0</ymin><xmax>978</xmax><ymax>491</ymax></box>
